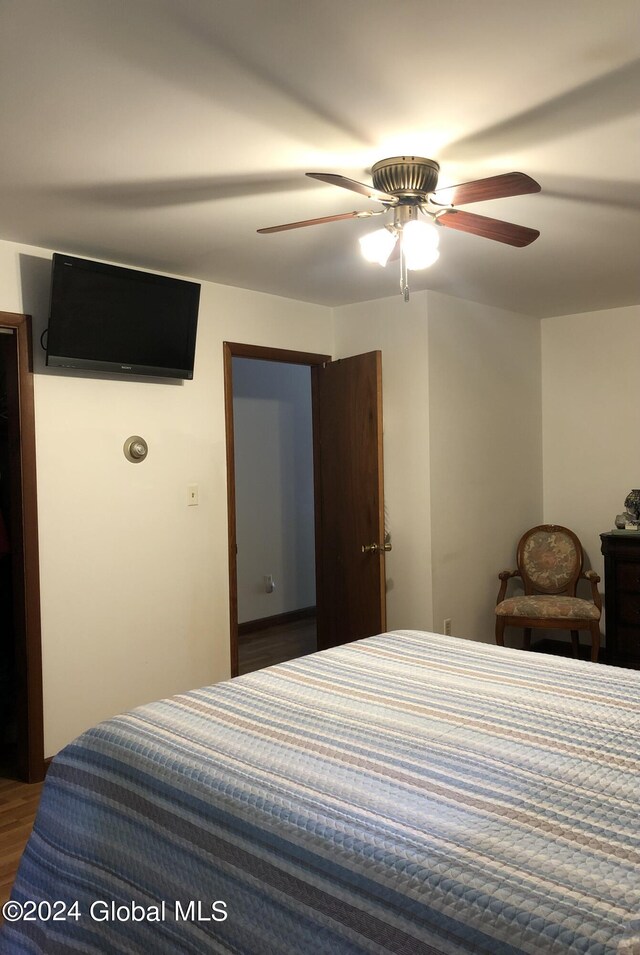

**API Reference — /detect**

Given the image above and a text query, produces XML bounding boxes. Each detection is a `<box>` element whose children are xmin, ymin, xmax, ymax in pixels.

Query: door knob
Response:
<box><xmin>361</xmin><ymin>541</ymin><xmax>392</xmax><ymax>554</ymax></box>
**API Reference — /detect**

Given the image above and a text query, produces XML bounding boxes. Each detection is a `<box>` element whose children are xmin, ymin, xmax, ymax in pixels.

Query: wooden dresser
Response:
<box><xmin>600</xmin><ymin>531</ymin><xmax>640</xmax><ymax>669</ymax></box>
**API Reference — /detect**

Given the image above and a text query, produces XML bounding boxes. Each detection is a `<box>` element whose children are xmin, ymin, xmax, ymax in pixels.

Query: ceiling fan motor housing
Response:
<box><xmin>372</xmin><ymin>156</ymin><xmax>440</xmax><ymax>199</ymax></box>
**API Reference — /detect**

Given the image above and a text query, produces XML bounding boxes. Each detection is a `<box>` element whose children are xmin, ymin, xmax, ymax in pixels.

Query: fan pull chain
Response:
<box><xmin>400</xmin><ymin>249</ymin><xmax>410</xmax><ymax>302</ymax></box>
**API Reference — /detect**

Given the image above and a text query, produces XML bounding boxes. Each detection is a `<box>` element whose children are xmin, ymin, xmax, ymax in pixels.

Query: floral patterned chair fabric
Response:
<box><xmin>496</xmin><ymin>595</ymin><xmax>600</xmax><ymax>619</ymax></box>
<box><xmin>495</xmin><ymin>524</ymin><xmax>602</xmax><ymax>663</ymax></box>
<box><xmin>520</xmin><ymin>529</ymin><xmax>578</xmax><ymax>591</ymax></box>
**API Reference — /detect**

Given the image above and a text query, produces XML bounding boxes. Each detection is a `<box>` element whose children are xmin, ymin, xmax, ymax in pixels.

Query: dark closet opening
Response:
<box><xmin>0</xmin><ymin>313</ymin><xmax>44</xmax><ymax>783</ymax></box>
<box><xmin>0</xmin><ymin>339</ymin><xmax>17</xmax><ymax>776</ymax></box>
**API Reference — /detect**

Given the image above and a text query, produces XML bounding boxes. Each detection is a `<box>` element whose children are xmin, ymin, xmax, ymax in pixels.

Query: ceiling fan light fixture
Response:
<box><xmin>259</xmin><ymin>161</ymin><xmax>540</xmax><ymax>300</ymax></box>
<box><xmin>401</xmin><ymin>219</ymin><xmax>440</xmax><ymax>271</ymax></box>
<box><xmin>359</xmin><ymin>227</ymin><xmax>397</xmax><ymax>266</ymax></box>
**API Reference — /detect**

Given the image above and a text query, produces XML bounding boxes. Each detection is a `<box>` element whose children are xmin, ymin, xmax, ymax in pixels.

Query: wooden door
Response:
<box><xmin>312</xmin><ymin>351</ymin><xmax>386</xmax><ymax>650</ymax></box>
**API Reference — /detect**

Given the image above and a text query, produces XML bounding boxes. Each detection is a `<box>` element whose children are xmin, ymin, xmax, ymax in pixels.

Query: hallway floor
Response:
<box><xmin>238</xmin><ymin>617</ymin><xmax>317</xmax><ymax>675</ymax></box>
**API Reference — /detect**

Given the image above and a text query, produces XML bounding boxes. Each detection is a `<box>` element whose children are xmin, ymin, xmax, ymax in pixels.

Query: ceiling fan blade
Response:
<box><xmin>436</xmin><ymin>210</ymin><xmax>540</xmax><ymax>247</ymax></box>
<box><xmin>306</xmin><ymin>172</ymin><xmax>397</xmax><ymax>205</ymax></box>
<box><xmin>432</xmin><ymin>172</ymin><xmax>541</xmax><ymax>207</ymax></box>
<box><xmin>257</xmin><ymin>210</ymin><xmax>370</xmax><ymax>234</ymax></box>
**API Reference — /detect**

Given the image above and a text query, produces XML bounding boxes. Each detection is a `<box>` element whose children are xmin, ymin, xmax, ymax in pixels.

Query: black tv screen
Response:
<box><xmin>46</xmin><ymin>254</ymin><xmax>200</xmax><ymax>379</ymax></box>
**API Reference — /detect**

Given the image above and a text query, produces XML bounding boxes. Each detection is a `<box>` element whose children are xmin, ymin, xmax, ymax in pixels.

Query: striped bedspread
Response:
<box><xmin>2</xmin><ymin>631</ymin><xmax>639</xmax><ymax>954</ymax></box>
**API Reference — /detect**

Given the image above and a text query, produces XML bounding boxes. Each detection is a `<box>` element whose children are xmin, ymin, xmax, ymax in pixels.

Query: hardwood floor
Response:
<box><xmin>238</xmin><ymin>617</ymin><xmax>317</xmax><ymax>675</ymax></box>
<box><xmin>0</xmin><ymin>776</ymin><xmax>43</xmax><ymax>923</ymax></box>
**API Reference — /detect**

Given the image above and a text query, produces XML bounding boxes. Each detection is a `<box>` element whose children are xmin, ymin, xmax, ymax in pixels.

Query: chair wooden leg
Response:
<box><xmin>570</xmin><ymin>630</ymin><xmax>580</xmax><ymax>659</ymax></box>
<box><xmin>523</xmin><ymin>628</ymin><xmax>532</xmax><ymax>651</ymax></box>
<box><xmin>495</xmin><ymin>617</ymin><xmax>506</xmax><ymax>647</ymax></box>
<box><xmin>589</xmin><ymin>623</ymin><xmax>601</xmax><ymax>663</ymax></box>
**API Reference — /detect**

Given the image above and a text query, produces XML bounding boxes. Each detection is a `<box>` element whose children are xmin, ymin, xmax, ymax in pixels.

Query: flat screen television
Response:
<box><xmin>46</xmin><ymin>254</ymin><xmax>200</xmax><ymax>379</ymax></box>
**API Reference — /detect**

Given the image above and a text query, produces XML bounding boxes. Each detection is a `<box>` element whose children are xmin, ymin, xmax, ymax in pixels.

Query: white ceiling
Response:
<box><xmin>1</xmin><ymin>0</ymin><xmax>639</xmax><ymax>315</ymax></box>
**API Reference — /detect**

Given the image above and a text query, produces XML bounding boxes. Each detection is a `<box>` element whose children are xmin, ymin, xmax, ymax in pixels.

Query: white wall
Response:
<box><xmin>542</xmin><ymin>305</ymin><xmax>640</xmax><ymax>594</ymax></box>
<box><xmin>1</xmin><ymin>238</ymin><xmax>332</xmax><ymax>756</ymax></box>
<box><xmin>332</xmin><ymin>289</ymin><xmax>544</xmax><ymax>645</ymax></box>
<box><xmin>427</xmin><ymin>291</ymin><xmax>543</xmax><ymax>644</ymax></box>
<box><xmin>233</xmin><ymin>358</ymin><xmax>315</xmax><ymax>622</ymax></box>
<box><xmin>333</xmin><ymin>292</ymin><xmax>434</xmax><ymax>632</ymax></box>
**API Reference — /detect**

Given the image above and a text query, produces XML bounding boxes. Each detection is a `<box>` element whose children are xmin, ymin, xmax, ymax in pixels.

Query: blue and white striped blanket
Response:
<box><xmin>2</xmin><ymin>631</ymin><xmax>639</xmax><ymax>954</ymax></box>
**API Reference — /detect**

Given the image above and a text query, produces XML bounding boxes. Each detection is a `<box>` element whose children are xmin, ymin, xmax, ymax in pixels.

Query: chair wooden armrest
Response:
<box><xmin>497</xmin><ymin>569</ymin><xmax>520</xmax><ymax>604</ymax></box>
<box><xmin>581</xmin><ymin>570</ymin><xmax>602</xmax><ymax>612</ymax></box>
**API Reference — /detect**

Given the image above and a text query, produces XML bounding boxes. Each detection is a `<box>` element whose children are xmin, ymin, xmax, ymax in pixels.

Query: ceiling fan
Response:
<box><xmin>258</xmin><ymin>156</ymin><xmax>541</xmax><ymax>301</ymax></box>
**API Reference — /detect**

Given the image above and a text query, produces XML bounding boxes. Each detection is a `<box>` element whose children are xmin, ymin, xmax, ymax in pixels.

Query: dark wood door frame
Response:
<box><xmin>223</xmin><ymin>342</ymin><xmax>330</xmax><ymax>677</ymax></box>
<box><xmin>0</xmin><ymin>312</ymin><xmax>44</xmax><ymax>782</ymax></box>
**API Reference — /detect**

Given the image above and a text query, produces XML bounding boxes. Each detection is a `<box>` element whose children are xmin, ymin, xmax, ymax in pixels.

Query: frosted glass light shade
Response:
<box><xmin>359</xmin><ymin>228</ymin><xmax>397</xmax><ymax>266</ymax></box>
<box><xmin>402</xmin><ymin>220</ymin><xmax>440</xmax><ymax>270</ymax></box>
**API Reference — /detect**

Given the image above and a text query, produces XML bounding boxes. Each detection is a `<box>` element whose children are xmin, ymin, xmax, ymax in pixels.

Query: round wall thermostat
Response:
<box><xmin>124</xmin><ymin>435</ymin><xmax>148</xmax><ymax>463</ymax></box>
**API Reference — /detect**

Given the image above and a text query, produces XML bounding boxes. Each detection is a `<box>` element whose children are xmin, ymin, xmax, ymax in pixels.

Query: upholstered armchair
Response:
<box><xmin>495</xmin><ymin>524</ymin><xmax>602</xmax><ymax>662</ymax></box>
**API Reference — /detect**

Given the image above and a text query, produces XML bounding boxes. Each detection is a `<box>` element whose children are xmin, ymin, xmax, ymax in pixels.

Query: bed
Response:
<box><xmin>2</xmin><ymin>630</ymin><xmax>639</xmax><ymax>954</ymax></box>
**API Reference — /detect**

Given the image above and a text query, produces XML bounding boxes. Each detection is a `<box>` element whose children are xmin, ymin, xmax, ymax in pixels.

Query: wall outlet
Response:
<box><xmin>443</xmin><ymin>618</ymin><xmax>452</xmax><ymax>636</ymax></box>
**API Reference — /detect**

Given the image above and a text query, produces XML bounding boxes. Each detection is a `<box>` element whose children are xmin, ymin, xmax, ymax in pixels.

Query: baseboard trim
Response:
<box><xmin>238</xmin><ymin>606</ymin><xmax>316</xmax><ymax>637</ymax></box>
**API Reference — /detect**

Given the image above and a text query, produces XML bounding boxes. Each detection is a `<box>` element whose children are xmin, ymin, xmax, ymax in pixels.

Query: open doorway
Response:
<box><xmin>0</xmin><ymin>331</ymin><xmax>16</xmax><ymax>773</ymax></box>
<box><xmin>0</xmin><ymin>313</ymin><xmax>43</xmax><ymax>783</ymax></box>
<box><xmin>232</xmin><ymin>357</ymin><xmax>317</xmax><ymax>675</ymax></box>
<box><xmin>224</xmin><ymin>343</ymin><xmax>388</xmax><ymax>678</ymax></box>
<box><xmin>224</xmin><ymin>343</ymin><xmax>330</xmax><ymax>677</ymax></box>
